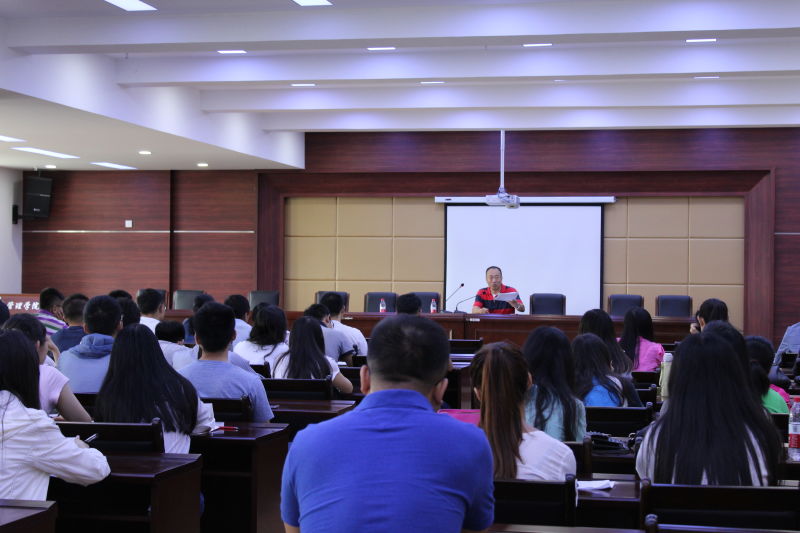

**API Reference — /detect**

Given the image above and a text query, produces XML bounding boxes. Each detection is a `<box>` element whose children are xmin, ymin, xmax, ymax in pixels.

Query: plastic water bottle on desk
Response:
<box><xmin>430</xmin><ymin>299</ymin><xmax>438</xmax><ymax>313</ymax></box>
<box><xmin>790</xmin><ymin>398</ymin><xmax>800</xmax><ymax>461</ymax></box>
<box><xmin>379</xmin><ymin>298</ymin><xmax>387</xmax><ymax>313</ymax></box>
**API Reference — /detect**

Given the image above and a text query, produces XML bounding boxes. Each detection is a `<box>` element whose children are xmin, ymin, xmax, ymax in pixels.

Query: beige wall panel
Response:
<box><xmin>689</xmin><ymin>239</ymin><xmax>744</xmax><ymax>285</ymax></box>
<box><xmin>394</xmin><ymin>238</ymin><xmax>444</xmax><ymax>281</ymax></box>
<box><xmin>625</xmin><ymin>284</ymin><xmax>689</xmax><ymax>316</ymax></box>
<box><xmin>393</xmin><ymin>198</ymin><xmax>445</xmax><ymax>237</ymax></box>
<box><xmin>285</xmin><ymin>197</ymin><xmax>337</xmax><ymax>237</ymax></box>
<box><xmin>688</xmin><ymin>285</ymin><xmax>744</xmax><ymax>331</ymax></box>
<box><xmin>284</xmin><ymin>280</ymin><xmax>329</xmax><ymax>312</ymax></box>
<box><xmin>603</xmin><ymin>284</ymin><xmax>627</xmax><ymax>311</ymax></box>
<box><xmin>689</xmin><ymin>197</ymin><xmax>745</xmax><ymax>238</ymax></box>
<box><xmin>628</xmin><ymin>198</ymin><xmax>689</xmax><ymax>238</ymax></box>
<box><xmin>627</xmin><ymin>239</ymin><xmax>689</xmax><ymax>284</ymax></box>
<box><xmin>337</xmin><ymin>237</ymin><xmax>392</xmax><ymax>281</ymax></box>
<box><xmin>284</xmin><ymin>237</ymin><xmax>336</xmax><ymax>280</ymax></box>
<box><xmin>337</xmin><ymin>197</ymin><xmax>393</xmax><ymax>236</ymax></box>
<box><xmin>603</xmin><ymin>238</ymin><xmax>627</xmax><ymax>284</ymax></box>
<box><xmin>604</xmin><ymin>198</ymin><xmax>628</xmax><ymax>238</ymax></box>
<box><xmin>336</xmin><ymin>281</ymin><xmax>393</xmax><ymax>312</ymax></box>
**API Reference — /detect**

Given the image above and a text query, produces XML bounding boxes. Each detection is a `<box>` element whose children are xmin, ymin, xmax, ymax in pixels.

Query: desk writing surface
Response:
<box><xmin>0</xmin><ymin>500</ymin><xmax>57</xmax><ymax>533</ymax></box>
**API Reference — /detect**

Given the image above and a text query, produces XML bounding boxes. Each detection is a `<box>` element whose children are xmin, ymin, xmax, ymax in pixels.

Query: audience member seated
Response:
<box><xmin>35</xmin><ymin>287</ymin><xmax>67</xmax><ymax>338</ymax></box>
<box><xmin>280</xmin><ymin>314</ymin><xmax>494</xmax><ymax>533</ymax></box>
<box><xmin>303</xmin><ymin>304</ymin><xmax>356</xmax><ymax>363</ymax></box>
<box><xmin>179</xmin><ymin>302</ymin><xmax>273</xmax><ymax>422</ymax></box>
<box><xmin>156</xmin><ymin>320</ymin><xmax>196</xmax><ymax>370</ymax></box>
<box><xmin>3</xmin><ymin>314</ymin><xmax>91</xmax><ymax>422</ymax></box>
<box><xmin>136</xmin><ymin>288</ymin><xmax>165</xmax><ymax>333</ymax></box>
<box><xmin>774</xmin><ymin>319</ymin><xmax>800</xmax><ymax>366</ymax></box>
<box><xmin>95</xmin><ymin>324</ymin><xmax>214</xmax><ymax>453</ymax></box>
<box><xmin>58</xmin><ymin>295</ymin><xmax>122</xmax><ymax>393</ymax></box>
<box><xmin>320</xmin><ymin>292</ymin><xmax>367</xmax><ymax>356</ymax></box>
<box><xmin>572</xmin><ymin>333</ymin><xmax>626</xmax><ymax>407</ymax></box>
<box><xmin>619</xmin><ymin>307</ymin><xmax>665</xmax><ymax>372</ymax></box>
<box><xmin>0</xmin><ymin>300</ymin><xmax>8</xmax><ymax>327</ymax></box>
<box><xmin>272</xmin><ymin>316</ymin><xmax>353</xmax><ymax>394</ymax></box>
<box><xmin>636</xmin><ymin>332</ymin><xmax>783</xmax><ymax>485</ymax></box>
<box><xmin>691</xmin><ymin>297</ymin><xmax>729</xmax><ymax>334</ymax></box>
<box><xmin>746</xmin><ymin>336</ymin><xmax>791</xmax><ymax>413</ymax></box>
<box><xmin>108</xmin><ymin>289</ymin><xmax>133</xmax><ymax>299</ymax></box>
<box><xmin>225</xmin><ymin>294</ymin><xmax>252</xmax><ymax>347</ymax></box>
<box><xmin>183</xmin><ymin>294</ymin><xmax>214</xmax><ymax>344</ymax></box>
<box><xmin>233</xmin><ymin>303</ymin><xmax>289</xmax><ymax>368</ymax></box>
<box><xmin>51</xmin><ymin>293</ymin><xmax>88</xmax><ymax>352</ymax></box>
<box><xmin>396</xmin><ymin>292</ymin><xmax>422</xmax><ymax>315</ymax></box>
<box><xmin>701</xmin><ymin>320</ymin><xmax>758</xmax><ymax>402</ymax></box>
<box><xmin>116</xmin><ymin>297</ymin><xmax>141</xmax><ymax>327</ymax></box>
<box><xmin>471</xmin><ymin>341</ymin><xmax>576</xmax><ymax>481</ymax></box>
<box><xmin>521</xmin><ymin>327</ymin><xmax>586</xmax><ymax>441</ymax></box>
<box><xmin>0</xmin><ymin>330</ymin><xmax>110</xmax><ymax>500</ymax></box>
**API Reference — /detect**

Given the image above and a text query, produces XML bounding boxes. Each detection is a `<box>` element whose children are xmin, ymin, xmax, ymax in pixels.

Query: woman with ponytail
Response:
<box><xmin>470</xmin><ymin>342</ymin><xmax>575</xmax><ymax>480</ymax></box>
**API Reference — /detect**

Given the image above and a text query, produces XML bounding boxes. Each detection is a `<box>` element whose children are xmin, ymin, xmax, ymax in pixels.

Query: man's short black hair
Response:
<box><xmin>304</xmin><ymin>303</ymin><xmax>330</xmax><ymax>322</ymax></box>
<box><xmin>396</xmin><ymin>293</ymin><xmax>422</xmax><ymax>315</ymax></box>
<box><xmin>193</xmin><ymin>302</ymin><xmax>235</xmax><ymax>352</ymax></box>
<box><xmin>319</xmin><ymin>292</ymin><xmax>344</xmax><ymax>316</ymax></box>
<box><xmin>84</xmin><ymin>295</ymin><xmax>122</xmax><ymax>336</ymax></box>
<box><xmin>193</xmin><ymin>294</ymin><xmax>214</xmax><ymax>313</ymax></box>
<box><xmin>108</xmin><ymin>289</ymin><xmax>133</xmax><ymax>300</ymax></box>
<box><xmin>368</xmin><ymin>314</ymin><xmax>450</xmax><ymax>387</ymax></box>
<box><xmin>485</xmin><ymin>266</ymin><xmax>502</xmax><ymax>275</ymax></box>
<box><xmin>117</xmin><ymin>297</ymin><xmax>141</xmax><ymax>327</ymax></box>
<box><xmin>39</xmin><ymin>287</ymin><xmax>64</xmax><ymax>312</ymax></box>
<box><xmin>137</xmin><ymin>288</ymin><xmax>165</xmax><ymax>315</ymax></box>
<box><xmin>62</xmin><ymin>294</ymin><xmax>89</xmax><ymax>323</ymax></box>
<box><xmin>224</xmin><ymin>294</ymin><xmax>250</xmax><ymax>320</ymax></box>
<box><xmin>156</xmin><ymin>320</ymin><xmax>185</xmax><ymax>343</ymax></box>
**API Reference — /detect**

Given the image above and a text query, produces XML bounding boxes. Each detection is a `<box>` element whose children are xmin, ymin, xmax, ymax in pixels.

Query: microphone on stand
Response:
<box><xmin>453</xmin><ymin>295</ymin><xmax>475</xmax><ymax>313</ymax></box>
<box><xmin>444</xmin><ymin>283</ymin><xmax>465</xmax><ymax>311</ymax></box>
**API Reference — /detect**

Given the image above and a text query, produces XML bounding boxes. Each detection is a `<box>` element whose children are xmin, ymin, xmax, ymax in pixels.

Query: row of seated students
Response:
<box><xmin>0</xmin><ymin>288</ymin><xmax>793</xmax><ymax>530</ymax></box>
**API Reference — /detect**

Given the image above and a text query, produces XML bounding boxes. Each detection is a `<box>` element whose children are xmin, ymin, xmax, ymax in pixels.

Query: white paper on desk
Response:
<box><xmin>493</xmin><ymin>292</ymin><xmax>519</xmax><ymax>302</ymax></box>
<box><xmin>576</xmin><ymin>480</ymin><xmax>616</xmax><ymax>491</ymax></box>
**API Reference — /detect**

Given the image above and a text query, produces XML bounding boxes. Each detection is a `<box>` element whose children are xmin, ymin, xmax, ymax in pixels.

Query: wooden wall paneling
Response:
<box><xmin>773</xmin><ymin>235</ymin><xmax>800</xmax><ymax>344</ymax></box>
<box><xmin>23</xmin><ymin>233</ymin><xmax>170</xmax><ymax>297</ymax></box>
<box><xmin>172</xmin><ymin>171</ymin><xmax>258</xmax><ymax>231</ymax></box>
<box><xmin>743</xmin><ymin>172</ymin><xmax>775</xmax><ymax>338</ymax></box>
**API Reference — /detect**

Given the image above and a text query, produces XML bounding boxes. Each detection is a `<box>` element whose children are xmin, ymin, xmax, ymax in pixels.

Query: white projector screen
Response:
<box><xmin>444</xmin><ymin>205</ymin><xmax>603</xmax><ymax>315</ymax></box>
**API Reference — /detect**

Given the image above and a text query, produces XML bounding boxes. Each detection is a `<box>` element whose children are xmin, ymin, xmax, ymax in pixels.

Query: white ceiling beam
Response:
<box><xmin>6</xmin><ymin>1</ymin><xmax>800</xmax><ymax>53</ymax></box>
<box><xmin>116</xmin><ymin>42</ymin><xmax>800</xmax><ymax>86</ymax></box>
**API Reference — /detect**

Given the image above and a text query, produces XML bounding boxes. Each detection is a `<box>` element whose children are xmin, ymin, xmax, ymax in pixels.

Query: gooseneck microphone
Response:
<box><xmin>445</xmin><ymin>283</ymin><xmax>465</xmax><ymax>310</ymax></box>
<box><xmin>453</xmin><ymin>295</ymin><xmax>475</xmax><ymax>313</ymax></box>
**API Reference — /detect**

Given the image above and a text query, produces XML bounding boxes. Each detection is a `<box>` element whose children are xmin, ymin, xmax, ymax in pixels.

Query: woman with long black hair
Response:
<box><xmin>95</xmin><ymin>324</ymin><xmax>213</xmax><ymax>453</ymax></box>
<box><xmin>521</xmin><ymin>327</ymin><xmax>586</xmax><ymax>441</ymax></box>
<box><xmin>234</xmin><ymin>303</ymin><xmax>289</xmax><ymax>368</ymax></box>
<box><xmin>572</xmin><ymin>333</ymin><xmax>626</xmax><ymax>407</ymax></box>
<box><xmin>636</xmin><ymin>332</ymin><xmax>783</xmax><ymax>485</ymax></box>
<box><xmin>618</xmin><ymin>307</ymin><xmax>665</xmax><ymax>372</ymax></box>
<box><xmin>272</xmin><ymin>316</ymin><xmax>353</xmax><ymax>394</ymax></box>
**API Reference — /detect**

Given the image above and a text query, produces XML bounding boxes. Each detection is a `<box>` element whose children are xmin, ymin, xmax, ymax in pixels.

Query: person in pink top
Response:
<box><xmin>618</xmin><ymin>307</ymin><xmax>665</xmax><ymax>372</ymax></box>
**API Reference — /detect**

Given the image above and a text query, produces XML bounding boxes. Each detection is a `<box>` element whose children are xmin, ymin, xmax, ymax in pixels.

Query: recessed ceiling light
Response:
<box><xmin>420</xmin><ymin>81</ymin><xmax>445</xmax><ymax>85</ymax></box>
<box><xmin>217</xmin><ymin>50</ymin><xmax>247</xmax><ymax>54</ymax></box>
<box><xmin>694</xmin><ymin>75</ymin><xmax>720</xmax><ymax>79</ymax></box>
<box><xmin>11</xmin><ymin>147</ymin><xmax>79</xmax><ymax>159</ymax></box>
<box><xmin>553</xmin><ymin>79</ymin><xmax>567</xmax><ymax>82</ymax></box>
<box><xmin>103</xmin><ymin>0</ymin><xmax>157</xmax><ymax>11</ymax></box>
<box><xmin>0</xmin><ymin>135</ymin><xmax>25</xmax><ymax>143</ymax></box>
<box><xmin>44</xmin><ymin>165</ymin><xmax>57</xmax><ymax>169</ymax></box>
<box><xmin>197</xmin><ymin>162</ymin><xmax>209</xmax><ymax>167</ymax></box>
<box><xmin>686</xmin><ymin>38</ymin><xmax>717</xmax><ymax>43</ymax></box>
<box><xmin>291</xmin><ymin>83</ymin><xmax>316</xmax><ymax>87</ymax></box>
<box><xmin>292</xmin><ymin>0</ymin><xmax>332</xmax><ymax>5</ymax></box>
<box><xmin>138</xmin><ymin>150</ymin><xmax>152</xmax><ymax>155</ymax></box>
<box><xmin>91</xmin><ymin>162</ymin><xmax>137</xmax><ymax>170</ymax></box>
<box><xmin>367</xmin><ymin>47</ymin><xmax>396</xmax><ymax>51</ymax></box>
<box><xmin>523</xmin><ymin>43</ymin><xmax>553</xmax><ymax>47</ymax></box>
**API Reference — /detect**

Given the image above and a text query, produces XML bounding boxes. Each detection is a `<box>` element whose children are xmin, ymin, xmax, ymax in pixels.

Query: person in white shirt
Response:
<box><xmin>319</xmin><ymin>292</ymin><xmax>368</xmax><ymax>357</ymax></box>
<box><xmin>0</xmin><ymin>330</ymin><xmax>110</xmax><ymax>500</ymax></box>
<box><xmin>233</xmin><ymin>303</ymin><xmax>289</xmax><ymax>370</ymax></box>
<box><xmin>225</xmin><ymin>294</ymin><xmax>253</xmax><ymax>348</ymax></box>
<box><xmin>95</xmin><ymin>324</ymin><xmax>213</xmax><ymax>453</ymax></box>
<box><xmin>155</xmin><ymin>320</ymin><xmax>197</xmax><ymax>370</ymax></box>
<box><xmin>470</xmin><ymin>341</ymin><xmax>576</xmax><ymax>481</ymax></box>
<box><xmin>136</xmin><ymin>288</ymin><xmax>166</xmax><ymax>334</ymax></box>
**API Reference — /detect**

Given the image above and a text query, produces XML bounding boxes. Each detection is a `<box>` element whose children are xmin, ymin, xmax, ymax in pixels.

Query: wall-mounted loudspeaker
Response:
<box><xmin>13</xmin><ymin>175</ymin><xmax>53</xmax><ymax>224</ymax></box>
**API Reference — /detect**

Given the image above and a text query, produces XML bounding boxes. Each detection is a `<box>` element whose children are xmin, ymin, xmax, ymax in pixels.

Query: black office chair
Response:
<box><xmin>202</xmin><ymin>395</ymin><xmax>254</xmax><ymax>422</ymax></box>
<box><xmin>173</xmin><ymin>290</ymin><xmax>204</xmax><ymax>310</ymax></box>
<box><xmin>364</xmin><ymin>292</ymin><xmax>397</xmax><ymax>313</ymax></box>
<box><xmin>655</xmin><ymin>295</ymin><xmax>693</xmax><ymax>317</ymax></box>
<box><xmin>249</xmin><ymin>290</ymin><xmax>279</xmax><ymax>308</ymax></box>
<box><xmin>608</xmin><ymin>294</ymin><xmax>644</xmax><ymax>317</ymax></box>
<box><xmin>493</xmin><ymin>475</ymin><xmax>577</xmax><ymax>526</ymax></box>
<box><xmin>315</xmin><ymin>291</ymin><xmax>350</xmax><ymax>310</ymax></box>
<box><xmin>412</xmin><ymin>292</ymin><xmax>441</xmax><ymax>313</ymax></box>
<box><xmin>585</xmin><ymin>403</ymin><xmax>654</xmax><ymax>435</ymax></box>
<box><xmin>57</xmin><ymin>419</ymin><xmax>165</xmax><ymax>453</ymax></box>
<box><xmin>529</xmin><ymin>293</ymin><xmax>566</xmax><ymax>315</ymax></box>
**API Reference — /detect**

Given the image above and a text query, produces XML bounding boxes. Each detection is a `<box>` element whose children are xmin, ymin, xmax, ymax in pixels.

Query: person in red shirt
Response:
<box><xmin>471</xmin><ymin>266</ymin><xmax>525</xmax><ymax>315</ymax></box>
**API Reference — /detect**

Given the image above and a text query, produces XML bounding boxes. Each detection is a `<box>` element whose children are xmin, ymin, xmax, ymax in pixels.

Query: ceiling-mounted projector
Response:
<box><xmin>485</xmin><ymin>188</ymin><xmax>520</xmax><ymax>208</ymax></box>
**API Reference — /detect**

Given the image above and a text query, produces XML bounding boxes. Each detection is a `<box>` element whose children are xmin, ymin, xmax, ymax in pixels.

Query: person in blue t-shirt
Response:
<box><xmin>281</xmin><ymin>314</ymin><xmax>494</xmax><ymax>533</ymax></box>
<box><xmin>572</xmin><ymin>333</ymin><xmax>625</xmax><ymax>407</ymax></box>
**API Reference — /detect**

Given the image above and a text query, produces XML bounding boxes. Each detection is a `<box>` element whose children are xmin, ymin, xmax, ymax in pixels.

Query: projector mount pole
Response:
<box><xmin>498</xmin><ymin>130</ymin><xmax>506</xmax><ymax>199</ymax></box>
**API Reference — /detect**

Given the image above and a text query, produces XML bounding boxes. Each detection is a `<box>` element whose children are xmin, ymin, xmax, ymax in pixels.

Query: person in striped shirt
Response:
<box><xmin>35</xmin><ymin>288</ymin><xmax>67</xmax><ymax>338</ymax></box>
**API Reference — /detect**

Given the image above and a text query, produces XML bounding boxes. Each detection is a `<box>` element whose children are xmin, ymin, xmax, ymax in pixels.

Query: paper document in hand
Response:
<box><xmin>494</xmin><ymin>292</ymin><xmax>519</xmax><ymax>302</ymax></box>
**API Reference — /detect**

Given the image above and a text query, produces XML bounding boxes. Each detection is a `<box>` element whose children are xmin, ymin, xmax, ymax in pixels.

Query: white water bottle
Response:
<box><xmin>790</xmin><ymin>398</ymin><xmax>800</xmax><ymax>461</ymax></box>
<box><xmin>430</xmin><ymin>299</ymin><xmax>437</xmax><ymax>313</ymax></box>
<box><xmin>379</xmin><ymin>298</ymin><xmax>387</xmax><ymax>313</ymax></box>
